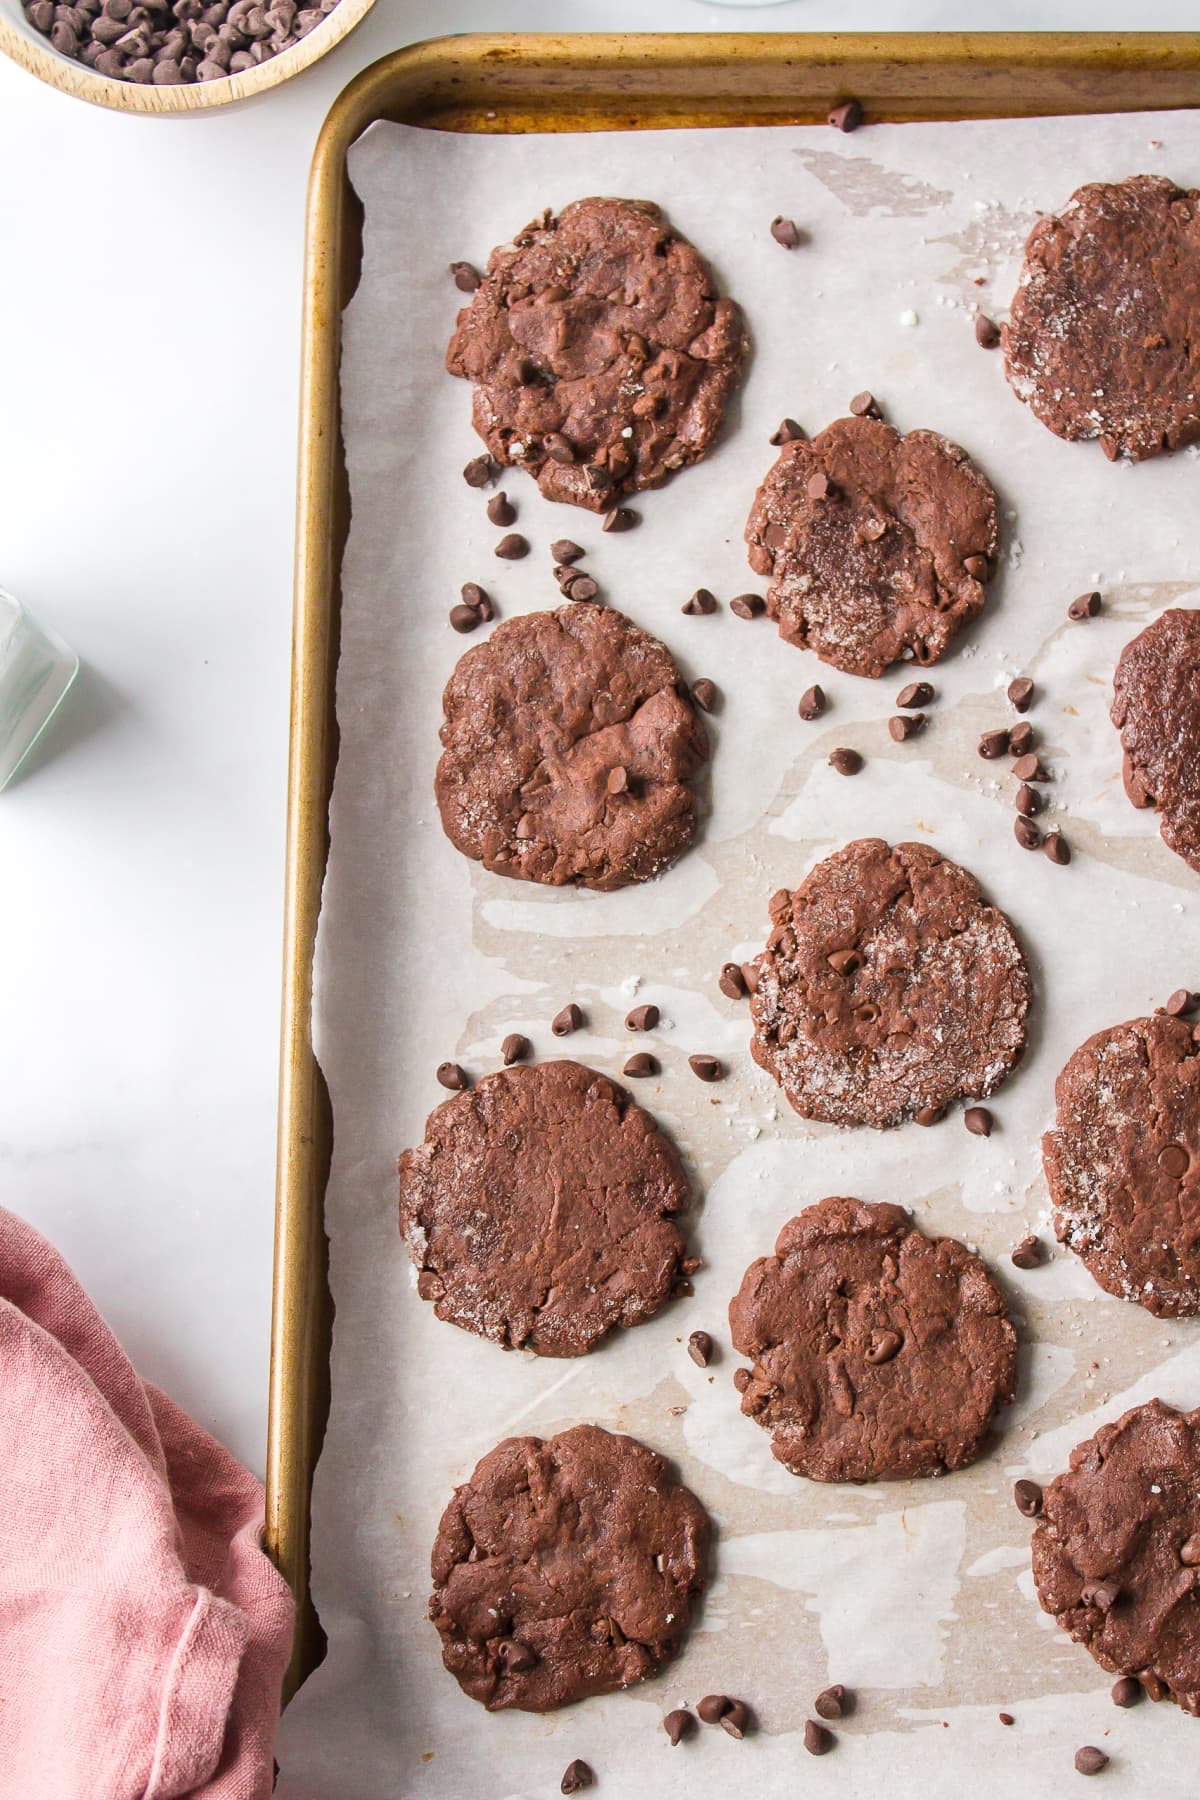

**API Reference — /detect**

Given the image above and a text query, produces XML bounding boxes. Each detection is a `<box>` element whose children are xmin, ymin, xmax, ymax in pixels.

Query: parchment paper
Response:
<box><xmin>276</xmin><ymin>109</ymin><xmax>1200</xmax><ymax>1800</ymax></box>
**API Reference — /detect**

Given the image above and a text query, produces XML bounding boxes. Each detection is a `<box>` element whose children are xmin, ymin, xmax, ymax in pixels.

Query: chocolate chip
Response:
<box><xmin>1008</xmin><ymin>721</ymin><xmax>1035</xmax><ymax>758</ymax></box>
<box><xmin>979</xmin><ymin>727</ymin><xmax>1010</xmax><ymax>759</ymax></box>
<box><xmin>1111</xmin><ymin>1676</ymin><xmax>1142</xmax><ymax>1707</ymax></box>
<box><xmin>1014</xmin><ymin>1478</ymin><xmax>1043</xmax><ymax>1517</ymax></box>
<box><xmin>690</xmin><ymin>678</ymin><xmax>718</xmax><ymax>713</ymax></box>
<box><xmin>964</xmin><ymin>553</ymin><xmax>991</xmax><ymax>580</ymax></box>
<box><xmin>719</xmin><ymin>963</ymin><xmax>748</xmax><ymax>1001</ymax></box>
<box><xmin>829</xmin><ymin>748</ymin><xmax>862</xmax><ymax>776</ymax></box>
<box><xmin>602</xmin><ymin>506</ymin><xmax>638</xmax><ymax>533</ymax></box>
<box><xmin>486</xmin><ymin>491</ymin><xmax>515</xmax><ymax>527</ymax></box>
<box><xmin>889</xmin><ymin>713</ymin><xmax>925</xmax><ymax>742</ymax></box>
<box><xmin>682</xmin><ymin>587</ymin><xmax>718</xmax><ymax>616</ymax></box>
<box><xmin>607</xmin><ymin>766</ymin><xmax>629</xmax><ymax>796</ymax></box>
<box><xmin>697</xmin><ymin>1694</ymin><xmax>732</xmax><ymax>1725</ymax></box>
<box><xmin>551</xmin><ymin>539</ymin><xmax>584</xmax><ymax>565</ymax></box>
<box><xmin>1011</xmin><ymin>1235</ymin><xmax>1043</xmax><ymax>1270</ymax></box>
<box><xmin>897</xmin><ymin>681</ymin><xmax>934</xmax><ymax>708</ymax></box>
<box><xmin>770</xmin><ymin>215</ymin><xmax>802</xmax><ymax>248</ymax></box>
<box><xmin>1008</xmin><ymin>675</ymin><xmax>1035</xmax><ymax>712</ymax></box>
<box><xmin>730</xmin><ymin>593</ymin><xmax>765</xmax><ymax>620</ymax></box>
<box><xmin>560</xmin><ymin>1760</ymin><xmax>594</xmax><ymax>1794</ymax></box>
<box><xmin>1073</xmin><ymin>1746</ymin><xmax>1108</xmax><ymax>1777</ymax></box>
<box><xmin>626</xmin><ymin>1004</ymin><xmax>660</xmax><ymax>1032</ymax></box>
<box><xmin>564</xmin><ymin>573</ymin><xmax>599</xmax><ymax>603</ymax></box>
<box><xmin>1069</xmin><ymin>590</ymin><xmax>1102</xmax><ymax>621</ymax></box>
<box><xmin>964</xmin><ymin>1106</ymin><xmax>993</xmax><ymax>1137</ymax></box>
<box><xmin>814</xmin><ymin>1684</ymin><xmax>847</xmax><ymax>1720</ymax></box>
<box><xmin>828</xmin><ymin>97</ymin><xmax>862</xmax><ymax>131</ymax></box>
<box><xmin>663</xmin><ymin>1708</ymin><xmax>695</xmax><ymax>1745</ymax></box>
<box><xmin>436</xmin><ymin>1061</ymin><xmax>469</xmax><ymax>1091</ymax></box>
<box><xmin>1158</xmin><ymin>1143</ymin><xmax>1190</xmax><ymax>1178</ymax></box>
<box><xmin>733</xmin><ymin>1366</ymin><xmax>751</xmax><ymax>1392</ymax></box>
<box><xmin>1082</xmin><ymin>1581</ymin><xmax>1121</xmax><ymax>1613</ymax></box>
<box><xmin>1012</xmin><ymin>752</ymin><xmax>1048</xmax><ymax>782</ymax></box>
<box><xmin>688</xmin><ymin>1054</ymin><xmax>723</xmax><ymax>1083</ymax></box>
<box><xmin>998</xmin><ymin>1712</ymin><xmax>1015</xmax><ymax>1726</ymax></box>
<box><xmin>463</xmin><ymin>455</ymin><xmax>493</xmax><ymax>488</ymax></box>
<box><xmin>806</xmin><ymin>471</ymin><xmax>833</xmax><ymax>502</ymax></box>
<box><xmin>449</xmin><ymin>604</ymin><xmax>482</xmax><ymax>634</ymax></box>
<box><xmin>1014</xmin><ymin>815</ymin><xmax>1042</xmax><ymax>851</ymax></box>
<box><xmin>850</xmin><ymin>390</ymin><xmax>882</xmax><ymax>418</ymax></box>
<box><xmin>1015</xmin><ymin>783</ymin><xmax>1040</xmax><ymax>817</ymax></box>
<box><xmin>494</xmin><ymin>533</ymin><xmax>529</xmax><ymax>560</ymax></box>
<box><xmin>496</xmin><ymin>1636</ymin><xmax>535</xmax><ymax>1671</ymax></box>
<box><xmin>1180</xmin><ymin>1534</ymin><xmax>1200</xmax><ymax>1565</ymax></box>
<box><xmin>543</xmin><ymin>433</ymin><xmax>575</xmax><ymax>466</ymax></box>
<box><xmin>975</xmin><ymin>313</ymin><xmax>1001</xmax><ymax>349</ymax></box>
<box><xmin>551</xmin><ymin>1003</ymin><xmax>583</xmax><ymax>1037</ymax></box>
<box><xmin>1166</xmin><ymin>988</ymin><xmax>1198</xmax><ymax>1016</ymax></box>
<box><xmin>866</xmin><ymin>1328</ymin><xmax>902</xmax><ymax>1364</ymax></box>
<box><xmin>798</xmin><ymin>684</ymin><xmax>827</xmax><ymax>721</ymax></box>
<box><xmin>828</xmin><ymin>948</ymin><xmax>862</xmax><ymax>976</ymax></box>
<box><xmin>915</xmin><ymin>1104</ymin><xmax>944</xmax><ymax>1126</ymax></box>
<box><xmin>688</xmin><ymin>1330</ymin><xmax>714</xmax><ymax>1367</ymax></box>
<box><xmin>500</xmin><ymin>1033</ymin><xmax>529</xmax><ymax>1066</ymax></box>
<box><xmin>1043</xmin><ymin>830</ymin><xmax>1071</xmax><ymax>865</ymax></box>
<box><xmin>770</xmin><ymin>418</ymin><xmax>805</xmax><ymax>445</ymax></box>
<box><xmin>622</xmin><ymin>1052</ymin><xmax>658</xmax><ymax>1079</ymax></box>
<box><xmin>719</xmin><ymin>1699</ymin><xmax>752</xmax><ymax>1739</ymax></box>
<box><xmin>804</xmin><ymin>1719</ymin><xmax>835</xmax><ymax>1755</ymax></box>
<box><xmin>449</xmin><ymin>260</ymin><xmax>480</xmax><ymax>292</ymax></box>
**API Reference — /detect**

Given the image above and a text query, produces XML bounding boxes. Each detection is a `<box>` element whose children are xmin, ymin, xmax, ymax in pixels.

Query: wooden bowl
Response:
<box><xmin>0</xmin><ymin>0</ymin><xmax>375</xmax><ymax>112</ymax></box>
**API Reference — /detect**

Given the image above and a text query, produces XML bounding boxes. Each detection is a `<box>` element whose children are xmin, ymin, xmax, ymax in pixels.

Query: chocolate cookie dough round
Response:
<box><xmin>1112</xmin><ymin>607</ymin><xmax>1200</xmax><ymax>875</ymax></box>
<box><xmin>436</xmin><ymin>603</ymin><xmax>708</xmax><ymax>891</ymax></box>
<box><xmin>729</xmin><ymin>1196</ymin><xmax>1017</xmax><ymax>1482</ymax></box>
<box><xmin>1043</xmin><ymin>1013</ymin><xmax>1200</xmax><ymax>1316</ymax></box>
<box><xmin>747</xmin><ymin>839</ymin><xmax>1031</xmax><ymax>1129</ymax></box>
<box><xmin>399</xmin><ymin>1060</ymin><xmax>694</xmax><ymax>1355</ymax></box>
<box><xmin>429</xmin><ymin>1423</ymin><xmax>711</xmax><ymax>1710</ymax></box>
<box><xmin>446</xmin><ymin>197</ymin><xmax>748</xmax><ymax>510</ymax></box>
<box><xmin>1004</xmin><ymin>174</ymin><xmax>1200</xmax><ymax>462</ymax></box>
<box><xmin>1031</xmin><ymin>1399</ymin><xmax>1200</xmax><ymax>1711</ymax></box>
<box><xmin>743</xmin><ymin>416</ymin><xmax>998</xmax><ymax>678</ymax></box>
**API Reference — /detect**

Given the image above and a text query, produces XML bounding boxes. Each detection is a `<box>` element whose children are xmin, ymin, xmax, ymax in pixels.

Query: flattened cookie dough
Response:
<box><xmin>1031</xmin><ymin>1398</ymin><xmax>1200</xmax><ymax>1711</ymax></box>
<box><xmin>1004</xmin><ymin>174</ymin><xmax>1200</xmax><ymax>461</ymax></box>
<box><xmin>436</xmin><ymin>603</ymin><xmax>708</xmax><ymax>891</ymax></box>
<box><xmin>429</xmin><ymin>1423</ymin><xmax>711</xmax><ymax>1709</ymax></box>
<box><xmin>1043</xmin><ymin>1013</ymin><xmax>1200</xmax><ymax>1316</ymax></box>
<box><xmin>744</xmin><ymin>415</ymin><xmax>998</xmax><ymax>678</ymax></box>
<box><xmin>1112</xmin><ymin>607</ymin><xmax>1200</xmax><ymax>875</ymax></box>
<box><xmin>446</xmin><ymin>197</ymin><xmax>747</xmax><ymax>510</ymax></box>
<box><xmin>729</xmin><ymin>1196</ymin><xmax>1017</xmax><ymax>1482</ymax></box>
<box><xmin>747</xmin><ymin>839</ymin><xmax>1031</xmax><ymax>1129</ymax></box>
<box><xmin>399</xmin><ymin>1060</ymin><xmax>694</xmax><ymax>1355</ymax></box>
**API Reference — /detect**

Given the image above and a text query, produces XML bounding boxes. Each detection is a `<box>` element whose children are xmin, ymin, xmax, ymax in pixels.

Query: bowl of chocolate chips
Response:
<box><xmin>0</xmin><ymin>0</ymin><xmax>374</xmax><ymax>109</ymax></box>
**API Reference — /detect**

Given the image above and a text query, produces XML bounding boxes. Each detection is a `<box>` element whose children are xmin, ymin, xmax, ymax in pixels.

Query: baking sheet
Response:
<box><xmin>276</xmin><ymin>108</ymin><xmax>1200</xmax><ymax>1799</ymax></box>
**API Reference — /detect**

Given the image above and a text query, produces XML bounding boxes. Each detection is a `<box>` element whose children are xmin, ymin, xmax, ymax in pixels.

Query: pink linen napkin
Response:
<box><xmin>0</xmin><ymin>1207</ymin><xmax>294</xmax><ymax>1799</ymax></box>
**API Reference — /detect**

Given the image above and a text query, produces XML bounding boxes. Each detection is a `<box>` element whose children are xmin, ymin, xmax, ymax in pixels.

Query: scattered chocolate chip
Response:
<box><xmin>1015</xmin><ymin>783</ymin><xmax>1040</xmax><ymax>817</ymax></box>
<box><xmin>975</xmin><ymin>313</ymin><xmax>1001</xmax><ymax>349</ymax></box>
<box><xmin>806</xmin><ymin>471</ymin><xmax>833</xmax><ymax>502</ymax></box>
<box><xmin>682</xmin><ymin>587</ymin><xmax>718</xmax><ymax>616</ymax></box>
<box><xmin>915</xmin><ymin>1103</ymin><xmax>945</xmax><ymax>1127</ymax></box>
<box><xmin>449</xmin><ymin>603</ymin><xmax>482</xmax><ymax>634</ymax></box>
<box><xmin>436</xmin><ymin>1062</ymin><xmax>468</xmax><ymax>1091</ymax></box>
<box><xmin>543</xmin><ymin>432</ymin><xmax>576</xmax><ymax>466</ymax></box>
<box><xmin>551</xmin><ymin>1003</ymin><xmax>584</xmax><ymax>1037</ymax></box>
<box><xmin>1014</xmin><ymin>816</ymin><xmax>1042</xmax><ymax>851</ymax></box>
<box><xmin>564</xmin><ymin>573</ymin><xmax>599</xmax><ymax>603</ymax></box>
<box><xmin>730</xmin><ymin>593</ymin><xmax>765</xmax><ymax>620</ymax></box>
<box><xmin>804</xmin><ymin>1719</ymin><xmax>835</xmax><ymax>1756</ymax></box>
<box><xmin>1011</xmin><ymin>1235</ymin><xmax>1043</xmax><ymax>1270</ymax></box>
<box><xmin>889</xmin><ymin>713</ymin><xmax>926</xmax><ymax>742</ymax></box>
<box><xmin>733</xmin><ymin>1366</ymin><xmax>751</xmax><ymax>1392</ymax></box>
<box><xmin>897</xmin><ymin>681</ymin><xmax>934</xmax><ymax>708</ymax></box>
<box><xmin>603</xmin><ymin>506</ymin><xmax>638</xmax><ymax>533</ymax></box>
<box><xmin>964</xmin><ymin>1106</ymin><xmax>993</xmax><ymax>1137</ymax></box>
<box><xmin>494</xmin><ymin>533</ymin><xmax>529</xmax><ymax>560</ymax></box>
<box><xmin>1014</xmin><ymin>1478</ymin><xmax>1043</xmax><ymax>1517</ymax></box>
<box><xmin>814</xmin><ymin>1684</ymin><xmax>847</xmax><ymax>1721</ymax></box>
<box><xmin>828</xmin><ymin>97</ymin><xmax>862</xmax><ymax>131</ymax></box>
<box><xmin>770</xmin><ymin>418</ymin><xmax>805</xmax><ymax>445</ymax></box>
<box><xmin>1111</xmin><ymin>1676</ymin><xmax>1142</xmax><ymax>1708</ymax></box>
<box><xmin>460</xmin><ymin>580</ymin><xmax>490</xmax><ymax>611</ymax></box>
<box><xmin>798</xmin><ymin>684</ymin><xmax>827</xmax><ymax>721</ymax></box>
<box><xmin>1166</xmin><ymin>988</ymin><xmax>1198</xmax><ymax>1016</ymax></box>
<box><xmin>1012</xmin><ymin>752</ymin><xmax>1049</xmax><ymax>782</ymax></box>
<box><xmin>663</xmin><ymin>1708</ymin><xmax>695</xmax><ymax>1745</ymax></box>
<box><xmin>829</xmin><ymin>748</ymin><xmax>863</xmax><ymax>776</ymax></box>
<box><xmin>1043</xmin><ymin>830</ymin><xmax>1071</xmax><ymax>865</ymax></box>
<box><xmin>622</xmin><ymin>1052</ymin><xmax>658</xmax><ymax>1079</ymax></box>
<box><xmin>1069</xmin><ymin>590</ymin><xmax>1102</xmax><ymax>621</ymax></box>
<box><xmin>697</xmin><ymin>1694</ymin><xmax>733</xmax><ymax>1725</ymax></box>
<box><xmin>607</xmin><ymin>766</ymin><xmax>629</xmax><ymax>795</ymax></box>
<box><xmin>1008</xmin><ymin>675</ymin><xmax>1035</xmax><ymax>712</ymax></box>
<box><xmin>691</xmin><ymin>678</ymin><xmax>718</xmax><ymax>713</ymax></box>
<box><xmin>998</xmin><ymin>1711</ymin><xmax>1015</xmax><ymax>1726</ymax></box>
<box><xmin>719</xmin><ymin>963</ymin><xmax>748</xmax><ymax>1001</ymax></box>
<box><xmin>551</xmin><ymin>539</ymin><xmax>585</xmax><ymax>565</ymax></box>
<box><xmin>1074</xmin><ymin>1746</ymin><xmax>1109</xmax><ymax>1777</ymax></box>
<box><xmin>463</xmin><ymin>455</ymin><xmax>494</xmax><ymax>488</ymax></box>
<box><xmin>770</xmin><ymin>215</ymin><xmax>802</xmax><ymax>249</ymax></box>
<box><xmin>486</xmin><ymin>491</ymin><xmax>516</xmax><ymax>527</ymax></box>
<box><xmin>500</xmin><ymin>1033</ymin><xmax>530</xmax><ymax>1066</ymax></box>
<box><xmin>449</xmin><ymin>261</ymin><xmax>481</xmax><ymax>292</ymax></box>
<box><xmin>688</xmin><ymin>1329</ymin><xmax>714</xmax><ymax>1368</ymax></box>
<box><xmin>741</xmin><ymin>961</ymin><xmax>760</xmax><ymax>995</ymax></box>
<box><xmin>979</xmin><ymin>727</ymin><xmax>1011</xmax><ymax>759</ymax></box>
<box><xmin>1008</xmin><ymin>721</ymin><xmax>1035</xmax><ymax>757</ymax></box>
<box><xmin>561</xmin><ymin>1760</ymin><xmax>594</xmax><ymax>1794</ymax></box>
<box><xmin>719</xmin><ymin>1699</ymin><xmax>752</xmax><ymax>1739</ymax></box>
<box><xmin>626</xmin><ymin>1004</ymin><xmax>660</xmax><ymax>1032</ymax></box>
<box><xmin>688</xmin><ymin>1053</ymin><xmax>723</xmax><ymax>1083</ymax></box>
<box><xmin>850</xmin><ymin>390</ymin><xmax>882</xmax><ymax>419</ymax></box>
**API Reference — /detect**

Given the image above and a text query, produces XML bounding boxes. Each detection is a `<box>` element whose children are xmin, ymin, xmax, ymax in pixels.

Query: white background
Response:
<box><xmin>0</xmin><ymin>0</ymin><xmax>1194</xmax><ymax>1479</ymax></box>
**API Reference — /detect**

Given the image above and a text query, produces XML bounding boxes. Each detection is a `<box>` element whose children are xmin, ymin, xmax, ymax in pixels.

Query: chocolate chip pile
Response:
<box><xmin>22</xmin><ymin>0</ymin><xmax>339</xmax><ymax>85</ymax></box>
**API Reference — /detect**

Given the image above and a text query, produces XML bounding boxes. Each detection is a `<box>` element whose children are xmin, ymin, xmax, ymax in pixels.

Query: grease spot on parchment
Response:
<box><xmin>794</xmin><ymin>148</ymin><xmax>953</xmax><ymax>219</ymax></box>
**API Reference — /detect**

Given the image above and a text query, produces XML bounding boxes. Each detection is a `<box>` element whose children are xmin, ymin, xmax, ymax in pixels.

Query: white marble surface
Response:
<box><xmin>0</xmin><ymin>0</ymin><xmax>1193</xmax><ymax>1477</ymax></box>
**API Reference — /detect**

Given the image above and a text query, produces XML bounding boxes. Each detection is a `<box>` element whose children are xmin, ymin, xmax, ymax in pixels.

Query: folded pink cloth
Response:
<box><xmin>0</xmin><ymin>1207</ymin><xmax>294</xmax><ymax>1799</ymax></box>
